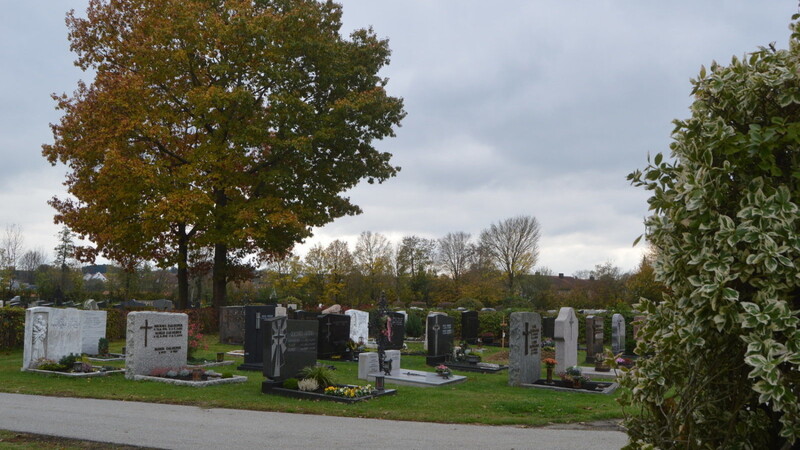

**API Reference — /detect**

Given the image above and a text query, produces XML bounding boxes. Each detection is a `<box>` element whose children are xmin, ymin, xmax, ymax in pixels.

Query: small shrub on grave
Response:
<box><xmin>32</xmin><ymin>358</ymin><xmax>67</xmax><ymax>372</ymax></box>
<box><xmin>97</xmin><ymin>337</ymin><xmax>110</xmax><ymax>356</ymax></box>
<box><xmin>298</xmin><ymin>378</ymin><xmax>319</xmax><ymax>392</ymax></box>
<box><xmin>58</xmin><ymin>354</ymin><xmax>79</xmax><ymax>368</ymax></box>
<box><xmin>282</xmin><ymin>378</ymin><xmax>299</xmax><ymax>390</ymax></box>
<box><xmin>299</xmin><ymin>364</ymin><xmax>336</xmax><ymax>388</ymax></box>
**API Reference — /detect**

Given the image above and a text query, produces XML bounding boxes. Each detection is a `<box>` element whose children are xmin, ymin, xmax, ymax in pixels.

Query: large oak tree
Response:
<box><xmin>43</xmin><ymin>0</ymin><xmax>405</xmax><ymax>308</ymax></box>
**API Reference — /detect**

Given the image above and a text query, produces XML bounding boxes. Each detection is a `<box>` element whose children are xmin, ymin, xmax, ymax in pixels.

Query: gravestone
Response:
<box><xmin>317</xmin><ymin>314</ymin><xmax>350</xmax><ymax>359</ymax></box>
<box><xmin>321</xmin><ymin>304</ymin><xmax>341</xmax><ymax>314</ymax></box>
<box><xmin>10</xmin><ymin>295</ymin><xmax>22</xmax><ymax>306</ymax></box>
<box><xmin>294</xmin><ymin>310</ymin><xmax>318</xmax><ymax>321</ymax></box>
<box><xmin>345</xmin><ymin>309</ymin><xmax>369</xmax><ymax>345</ymax></box>
<box><xmin>553</xmin><ymin>307</ymin><xmax>578</xmax><ymax>371</ymax></box>
<box><xmin>612</xmin><ymin>314</ymin><xmax>626</xmax><ymax>354</ymax></box>
<box><xmin>83</xmin><ymin>299</ymin><xmax>99</xmax><ymax>310</ymax></box>
<box><xmin>542</xmin><ymin>317</ymin><xmax>556</xmax><ymax>339</ymax></box>
<box><xmin>424</xmin><ymin>312</ymin><xmax>447</xmax><ymax>351</ymax></box>
<box><xmin>461</xmin><ymin>311</ymin><xmax>479</xmax><ymax>344</ymax></box>
<box><xmin>80</xmin><ymin>310</ymin><xmax>107</xmax><ymax>355</ymax></box>
<box><xmin>275</xmin><ymin>306</ymin><xmax>287</xmax><ymax>317</ymax></box>
<box><xmin>219</xmin><ymin>306</ymin><xmax>245</xmax><ymax>344</ymax></box>
<box><xmin>118</xmin><ymin>299</ymin><xmax>147</xmax><ymax>309</ymax></box>
<box><xmin>386</xmin><ymin>311</ymin><xmax>406</xmax><ymax>350</ymax></box>
<box><xmin>238</xmin><ymin>305</ymin><xmax>277</xmax><ymax>371</ymax></box>
<box><xmin>508</xmin><ymin>312</ymin><xmax>541</xmax><ymax>386</ymax></box>
<box><xmin>384</xmin><ymin>349</ymin><xmax>401</xmax><ymax>376</ymax></box>
<box><xmin>125</xmin><ymin>311</ymin><xmax>188</xmax><ymax>379</ymax></box>
<box><xmin>426</xmin><ymin>314</ymin><xmax>454</xmax><ymax>366</ymax></box>
<box><xmin>262</xmin><ymin>317</ymin><xmax>318</xmax><ymax>381</ymax></box>
<box><xmin>358</xmin><ymin>351</ymin><xmax>380</xmax><ymax>380</ymax></box>
<box><xmin>585</xmin><ymin>315</ymin><xmax>605</xmax><ymax>363</ymax></box>
<box><xmin>22</xmin><ymin>307</ymin><xmax>83</xmax><ymax>370</ymax></box>
<box><xmin>152</xmin><ymin>299</ymin><xmax>174</xmax><ymax>311</ymax></box>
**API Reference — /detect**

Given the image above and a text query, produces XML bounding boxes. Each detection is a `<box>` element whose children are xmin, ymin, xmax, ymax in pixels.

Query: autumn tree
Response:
<box><xmin>624</xmin><ymin>22</ymin><xmax>800</xmax><ymax>447</ymax></box>
<box><xmin>437</xmin><ymin>231</ymin><xmax>473</xmax><ymax>295</ymax></box>
<box><xmin>395</xmin><ymin>235</ymin><xmax>436</xmax><ymax>304</ymax></box>
<box><xmin>44</xmin><ymin>0</ymin><xmax>405</xmax><ymax>309</ymax></box>
<box><xmin>479</xmin><ymin>215</ymin><xmax>541</xmax><ymax>295</ymax></box>
<box><xmin>354</xmin><ymin>231</ymin><xmax>393</xmax><ymax>301</ymax></box>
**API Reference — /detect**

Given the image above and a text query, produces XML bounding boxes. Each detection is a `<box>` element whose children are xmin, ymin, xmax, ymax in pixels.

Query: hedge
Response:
<box><xmin>0</xmin><ymin>307</ymin><xmax>25</xmax><ymax>350</ymax></box>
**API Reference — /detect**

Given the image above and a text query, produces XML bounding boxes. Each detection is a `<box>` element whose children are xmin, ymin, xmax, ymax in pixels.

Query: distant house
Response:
<box><xmin>547</xmin><ymin>273</ymin><xmax>596</xmax><ymax>298</ymax></box>
<box><xmin>83</xmin><ymin>272</ymin><xmax>108</xmax><ymax>283</ymax></box>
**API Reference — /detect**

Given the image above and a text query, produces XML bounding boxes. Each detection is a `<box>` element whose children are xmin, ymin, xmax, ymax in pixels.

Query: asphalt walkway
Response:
<box><xmin>0</xmin><ymin>393</ymin><xmax>627</xmax><ymax>449</ymax></box>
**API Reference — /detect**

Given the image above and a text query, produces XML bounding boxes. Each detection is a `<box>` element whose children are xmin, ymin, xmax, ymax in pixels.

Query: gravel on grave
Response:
<box><xmin>22</xmin><ymin>368</ymin><xmax>126</xmax><ymax>378</ymax></box>
<box><xmin>131</xmin><ymin>374</ymin><xmax>248</xmax><ymax>387</ymax></box>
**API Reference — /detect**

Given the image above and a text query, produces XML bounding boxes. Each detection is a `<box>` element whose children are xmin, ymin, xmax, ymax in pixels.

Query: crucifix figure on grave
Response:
<box><xmin>270</xmin><ymin>319</ymin><xmax>287</xmax><ymax>378</ymax></box>
<box><xmin>140</xmin><ymin>320</ymin><xmax>153</xmax><ymax>347</ymax></box>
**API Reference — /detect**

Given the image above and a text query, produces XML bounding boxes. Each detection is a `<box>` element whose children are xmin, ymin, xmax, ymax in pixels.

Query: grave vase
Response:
<box><xmin>546</xmin><ymin>367</ymin><xmax>554</xmax><ymax>384</ymax></box>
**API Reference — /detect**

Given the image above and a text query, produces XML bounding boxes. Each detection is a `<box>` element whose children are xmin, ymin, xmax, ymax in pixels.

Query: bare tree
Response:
<box><xmin>354</xmin><ymin>231</ymin><xmax>393</xmax><ymax>300</ymax></box>
<box><xmin>1</xmin><ymin>224</ymin><xmax>24</xmax><ymax>270</ymax></box>
<box><xmin>437</xmin><ymin>232</ymin><xmax>473</xmax><ymax>283</ymax></box>
<box><xmin>19</xmin><ymin>249</ymin><xmax>48</xmax><ymax>284</ymax></box>
<box><xmin>479</xmin><ymin>215</ymin><xmax>541</xmax><ymax>295</ymax></box>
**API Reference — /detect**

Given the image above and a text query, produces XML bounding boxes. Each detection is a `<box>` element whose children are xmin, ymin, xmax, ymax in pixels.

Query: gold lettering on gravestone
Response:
<box><xmin>152</xmin><ymin>323</ymin><xmax>184</xmax><ymax>339</ymax></box>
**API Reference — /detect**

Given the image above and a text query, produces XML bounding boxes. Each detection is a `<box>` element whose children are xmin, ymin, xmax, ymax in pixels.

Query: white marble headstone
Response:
<box><xmin>275</xmin><ymin>306</ymin><xmax>287</xmax><ymax>317</ymax></box>
<box><xmin>554</xmin><ymin>307</ymin><xmax>578</xmax><ymax>371</ymax></box>
<box><xmin>80</xmin><ymin>310</ymin><xmax>107</xmax><ymax>355</ymax></box>
<box><xmin>357</xmin><ymin>352</ymin><xmax>379</xmax><ymax>380</ymax></box>
<box><xmin>126</xmin><ymin>312</ymin><xmax>188</xmax><ymax>379</ymax></box>
<box><xmin>345</xmin><ymin>309</ymin><xmax>369</xmax><ymax>345</ymax></box>
<box><xmin>22</xmin><ymin>307</ymin><xmax>83</xmax><ymax>370</ymax></box>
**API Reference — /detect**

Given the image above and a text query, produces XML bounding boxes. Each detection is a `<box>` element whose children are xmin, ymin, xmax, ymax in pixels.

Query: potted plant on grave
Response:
<box><xmin>542</xmin><ymin>358</ymin><xmax>557</xmax><ymax>384</ymax></box>
<box><xmin>594</xmin><ymin>352</ymin><xmax>611</xmax><ymax>372</ymax></box>
<box><xmin>435</xmin><ymin>364</ymin><xmax>452</xmax><ymax>379</ymax></box>
<box><xmin>558</xmin><ymin>365</ymin><xmax>590</xmax><ymax>388</ymax></box>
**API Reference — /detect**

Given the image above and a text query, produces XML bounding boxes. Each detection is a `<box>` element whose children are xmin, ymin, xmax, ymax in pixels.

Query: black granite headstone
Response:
<box><xmin>426</xmin><ymin>314</ymin><xmax>454</xmax><ymax>365</ymax></box>
<box><xmin>317</xmin><ymin>314</ymin><xmax>351</xmax><ymax>359</ymax></box>
<box><xmin>294</xmin><ymin>310</ymin><xmax>319</xmax><ymax>321</ymax></box>
<box><xmin>385</xmin><ymin>312</ymin><xmax>405</xmax><ymax>350</ymax></box>
<box><xmin>238</xmin><ymin>304</ymin><xmax>277</xmax><ymax>371</ymax></box>
<box><xmin>263</xmin><ymin>317</ymin><xmax>318</xmax><ymax>381</ymax></box>
<box><xmin>542</xmin><ymin>317</ymin><xmax>555</xmax><ymax>339</ymax></box>
<box><xmin>461</xmin><ymin>311</ymin><xmax>479</xmax><ymax>344</ymax></box>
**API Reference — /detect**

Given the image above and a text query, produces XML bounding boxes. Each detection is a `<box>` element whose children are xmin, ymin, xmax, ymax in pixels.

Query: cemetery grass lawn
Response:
<box><xmin>0</xmin><ymin>429</ymin><xmax>149</xmax><ymax>449</ymax></box>
<box><xmin>0</xmin><ymin>337</ymin><xmax>624</xmax><ymax>427</ymax></box>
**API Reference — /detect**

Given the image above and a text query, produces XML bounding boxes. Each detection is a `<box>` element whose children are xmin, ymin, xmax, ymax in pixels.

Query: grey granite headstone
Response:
<box><xmin>385</xmin><ymin>349</ymin><xmax>401</xmax><ymax>376</ymax></box>
<box><xmin>611</xmin><ymin>314</ymin><xmax>626</xmax><ymax>354</ymax></box>
<box><xmin>80</xmin><ymin>310</ymin><xmax>107</xmax><ymax>355</ymax></box>
<box><xmin>585</xmin><ymin>315</ymin><xmax>605</xmax><ymax>363</ymax></box>
<box><xmin>219</xmin><ymin>306</ymin><xmax>245</xmax><ymax>344</ymax></box>
<box><xmin>553</xmin><ymin>307</ymin><xmax>578</xmax><ymax>371</ymax></box>
<box><xmin>125</xmin><ymin>312</ymin><xmax>188</xmax><ymax>379</ymax></box>
<box><xmin>22</xmin><ymin>307</ymin><xmax>83</xmax><ymax>370</ymax></box>
<box><xmin>358</xmin><ymin>351</ymin><xmax>379</xmax><ymax>380</ymax></box>
<box><xmin>508</xmin><ymin>311</ymin><xmax>541</xmax><ymax>386</ymax></box>
<box><xmin>345</xmin><ymin>309</ymin><xmax>369</xmax><ymax>345</ymax></box>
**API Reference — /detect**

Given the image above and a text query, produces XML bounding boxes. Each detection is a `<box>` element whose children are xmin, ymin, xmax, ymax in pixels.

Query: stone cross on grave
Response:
<box><xmin>140</xmin><ymin>320</ymin><xmax>153</xmax><ymax>347</ymax></box>
<box><xmin>568</xmin><ymin>315</ymin><xmax>575</xmax><ymax>342</ymax></box>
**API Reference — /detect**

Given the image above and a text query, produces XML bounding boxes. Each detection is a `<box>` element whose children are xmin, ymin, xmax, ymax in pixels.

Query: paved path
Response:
<box><xmin>0</xmin><ymin>393</ymin><xmax>628</xmax><ymax>449</ymax></box>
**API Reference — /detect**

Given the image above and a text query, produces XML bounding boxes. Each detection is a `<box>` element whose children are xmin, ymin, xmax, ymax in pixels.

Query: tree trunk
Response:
<box><xmin>212</xmin><ymin>188</ymin><xmax>228</xmax><ymax>308</ymax></box>
<box><xmin>176</xmin><ymin>223</ymin><xmax>189</xmax><ymax>309</ymax></box>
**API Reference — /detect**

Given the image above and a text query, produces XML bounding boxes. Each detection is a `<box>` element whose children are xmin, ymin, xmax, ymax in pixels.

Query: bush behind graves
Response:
<box><xmin>405</xmin><ymin>314</ymin><xmax>423</xmax><ymax>337</ymax></box>
<box><xmin>0</xmin><ymin>307</ymin><xmax>25</xmax><ymax>350</ymax></box>
<box><xmin>623</xmin><ymin>22</ymin><xmax>800</xmax><ymax>448</ymax></box>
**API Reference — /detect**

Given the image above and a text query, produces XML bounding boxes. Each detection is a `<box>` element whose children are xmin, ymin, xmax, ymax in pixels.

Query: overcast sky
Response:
<box><xmin>1</xmin><ymin>1</ymin><xmax>797</xmax><ymax>276</ymax></box>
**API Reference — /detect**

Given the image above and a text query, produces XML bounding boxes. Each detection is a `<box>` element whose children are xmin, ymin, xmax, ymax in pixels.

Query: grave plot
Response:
<box><xmin>126</xmin><ymin>311</ymin><xmax>247</xmax><ymax>387</ymax></box>
<box><xmin>261</xmin><ymin>317</ymin><xmax>396</xmax><ymax>402</ymax></box>
<box><xmin>444</xmin><ymin>341</ymin><xmax>508</xmax><ymax>374</ymax></box>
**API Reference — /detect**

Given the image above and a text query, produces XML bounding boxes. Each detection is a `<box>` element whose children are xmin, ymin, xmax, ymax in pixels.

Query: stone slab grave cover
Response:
<box><xmin>238</xmin><ymin>305</ymin><xmax>277</xmax><ymax>371</ymax></box>
<box><xmin>611</xmin><ymin>314</ymin><xmax>626</xmax><ymax>355</ymax></box>
<box><xmin>423</xmin><ymin>312</ymin><xmax>447</xmax><ymax>351</ymax></box>
<box><xmin>585</xmin><ymin>315</ymin><xmax>605</xmax><ymax>363</ymax></box>
<box><xmin>23</xmin><ymin>307</ymin><xmax>83</xmax><ymax>370</ymax></box>
<box><xmin>317</xmin><ymin>314</ymin><xmax>351</xmax><ymax>359</ymax></box>
<box><xmin>262</xmin><ymin>317</ymin><xmax>318</xmax><ymax>381</ymax></box>
<box><xmin>80</xmin><ymin>310</ymin><xmax>107</xmax><ymax>355</ymax></box>
<box><xmin>125</xmin><ymin>311</ymin><xmax>188</xmax><ymax>379</ymax></box>
<box><xmin>553</xmin><ymin>307</ymin><xmax>578</xmax><ymax>371</ymax></box>
<box><xmin>345</xmin><ymin>309</ymin><xmax>369</xmax><ymax>346</ymax></box>
<box><xmin>461</xmin><ymin>311</ymin><xmax>479</xmax><ymax>344</ymax></box>
<box><xmin>508</xmin><ymin>311</ymin><xmax>541</xmax><ymax>387</ymax></box>
<box><xmin>386</xmin><ymin>311</ymin><xmax>406</xmax><ymax>350</ymax></box>
<box><xmin>426</xmin><ymin>314</ymin><xmax>454</xmax><ymax>366</ymax></box>
<box><xmin>219</xmin><ymin>306</ymin><xmax>245</xmax><ymax>345</ymax></box>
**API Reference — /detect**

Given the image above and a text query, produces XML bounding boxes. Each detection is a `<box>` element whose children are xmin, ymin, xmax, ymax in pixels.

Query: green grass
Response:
<box><xmin>0</xmin><ymin>336</ymin><xmax>625</xmax><ymax>427</ymax></box>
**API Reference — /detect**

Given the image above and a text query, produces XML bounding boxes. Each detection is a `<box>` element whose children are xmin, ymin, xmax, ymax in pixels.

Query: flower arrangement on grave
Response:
<box><xmin>557</xmin><ymin>365</ymin><xmax>590</xmax><ymax>388</ymax></box>
<box><xmin>543</xmin><ymin>358</ymin><xmax>558</xmax><ymax>384</ymax></box>
<box><xmin>615</xmin><ymin>356</ymin><xmax>634</xmax><ymax>369</ymax></box>
<box><xmin>187</xmin><ymin>322</ymin><xmax>208</xmax><ymax>359</ymax></box>
<box><xmin>324</xmin><ymin>384</ymin><xmax>375</xmax><ymax>398</ymax></box>
<box><xmin>435</xmin><ymin>364</ymin><xmax>452</xmax><ymax>379</ymax></box>
<box><xmin>594</xmin><ymin>352</ymin><xmax>611</xmax><ymax>372</ymax></box>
